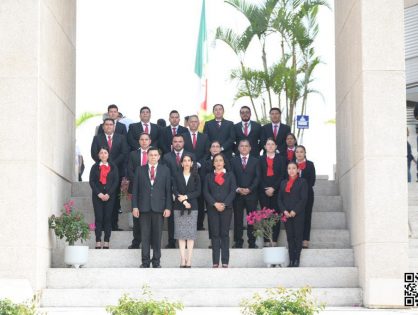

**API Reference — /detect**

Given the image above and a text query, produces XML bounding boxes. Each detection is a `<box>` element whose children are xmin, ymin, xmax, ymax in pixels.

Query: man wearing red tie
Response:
<box><xmin>260</xmin><ymin>107</ymin><xmax>291</xmax><ymax>156</ymax></box>
<box><xmin>160</xmin><ymin>110</ymin><xmax>188</xmax><ymax>154</ymax></box>
<box><xmin>132</xmin><ymin>147</ymin><xmax>172</xmax><ymax>268</ymax></box>
<box><xmin>234</xmin><ymin>106</ymin><xmax>262</xmax><ymax>157</ymax></box>
<box><xmin>127</xmin><ymin>132</ymin><xmax>152</xmax><ymax>249</ymax></box>
<box><xmin>127</xmin><ymin>106</ymin><xmax>161</xmax><ymax>151</ymax></box>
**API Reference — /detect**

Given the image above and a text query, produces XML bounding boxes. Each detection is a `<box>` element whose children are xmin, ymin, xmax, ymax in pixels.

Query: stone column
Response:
<box><xmin>335</xmin><ymin>0</ymin><xmax>408</xmax><ymax>307</ymax></box>
<box><xmin>0</xmin><ymin>0</ymin><xmax>76</xmax><ymax>291</ymax></box>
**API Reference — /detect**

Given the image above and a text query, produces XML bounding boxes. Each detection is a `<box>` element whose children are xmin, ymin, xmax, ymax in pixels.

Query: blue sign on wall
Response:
<box><xmin>296</xmin><ymin>115</ymin><xmax>309</xmax><ymax>129</ymax></box>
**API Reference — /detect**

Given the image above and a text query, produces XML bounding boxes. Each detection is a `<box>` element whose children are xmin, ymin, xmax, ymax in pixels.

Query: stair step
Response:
<box><xmin>54</xmin><ymin>230</ymin><xmax>351</xmax><ymax>250</ymax></box>
<box><xmin>51</xmin><ymin>248</ymin><xmax>354</xmax><ymax>268</ymax></box>
<box><xmin>46</xmin><ymin>267</ymin><xmax>359</xmax><ymax>289</ymax></box>
<box><xmin>41</xmin><ymin>287</ymin><xmax>362</xmax><ymax>307</ymax></box>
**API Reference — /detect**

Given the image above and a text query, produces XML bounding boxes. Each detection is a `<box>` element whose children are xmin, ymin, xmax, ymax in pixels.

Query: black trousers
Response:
<box><xmin>284</xmin><ymin>212</ymin><xmax>305</xmax><ymax>261</ymax></box>
<box><xmin>197</xmin><ymin>172</ymin><xmax>206</xmax><ymax>229</ymax></box>
<box><xmin>111</xmin><ymin>177</ymin><xmax>122</xmax><ymax>229</ymax></box>
<box><xmin>233</xmin><ymin>195</ymin><xmax>257</xmax><ymax>246</ymax></box>
<box><xmin>167</xmin><ymin>212</ymin><xmax>175</xmax><ymax>246</ymax></box>
<box><xmin>131</xmin><ymin>216</ymin><xmax>141</xmax><ymax>247</ymax></box>
<box><xmin>259</xmin><ymin>191</ymin><xmax>280</xmax><ymax>242</ymax></box>
<box><xmin>303</xmin><ymin>191</ymin><xmax>314</xmax><ymax>241</ymax></box>
<box><xmin>140</xmin><ymin>211</ymin><xmax>164</xmax><ymax>266</ymax></box>
<box><xmin>208</xmin><ymin>206</ymin><xmax>233</xmax><ymax>265</ymax></box>
<box><xmin>92</xmin><ymin>193</ymin><xmax>115</xmax><ymax>242</ymax></box>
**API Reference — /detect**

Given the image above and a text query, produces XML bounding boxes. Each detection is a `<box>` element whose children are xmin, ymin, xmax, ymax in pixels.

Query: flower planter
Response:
<box><xmin>262</xmin><ymin>246</ymin><xmax>287</xmax><ymax>267</ymax></box>
<box><xmin>64</xmin><ymin>245</ymin><xmax>89</xmax><ymax>268</ymax></box>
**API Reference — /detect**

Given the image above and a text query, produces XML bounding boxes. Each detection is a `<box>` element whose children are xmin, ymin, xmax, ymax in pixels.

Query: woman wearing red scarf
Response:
<box><xmin>278</xmin><ymin>161</ymin><xmax>308</xmax><ymax>267</ymax></box>
<box><xmin>259</xmin><ymin>138</ymin><xmax>286</xmax><ymax>246</ymax></box>
<box><xmin>284</xmin><ymin>133</ymin><xmax>297</xmax><ymax>163</ymax></box>
<box><xmin>89</xmin><ymin>147</ymin><xmax>119</xmax><ymax>249</ymax></box>
<box><xmin>295</xmin><ymin>145</ymin><xmax>316</xmax><ymax>249</ymax></box>
<box><xmin>203</xmin><ymin>153</ymin><xmax>237</xmax><ymax>268</ymax></box>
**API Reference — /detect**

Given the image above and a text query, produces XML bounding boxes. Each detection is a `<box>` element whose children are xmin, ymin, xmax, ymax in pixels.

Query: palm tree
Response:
<box><xmin>76</xmin><ymin>112</ymin><xmax>102</xmax><ymax>128</ymax></box>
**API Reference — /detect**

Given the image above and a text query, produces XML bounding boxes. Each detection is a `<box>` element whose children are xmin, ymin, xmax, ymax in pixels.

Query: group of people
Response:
<box><xmin>89</xmin><ymin>103</ymin><xmax>316</xmax><ymax>268</ymax></box>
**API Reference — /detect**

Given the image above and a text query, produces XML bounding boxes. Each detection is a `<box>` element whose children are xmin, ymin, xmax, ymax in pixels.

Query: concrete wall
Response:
<box><xmin>0</xmin><ymin>0</ymin><xmax>76</xmax><ymax>290</ymax></box>
<box><xmin>335</xmin><ymin>0</ymin><xmax>408</xmax><ymax>307</ymax></box>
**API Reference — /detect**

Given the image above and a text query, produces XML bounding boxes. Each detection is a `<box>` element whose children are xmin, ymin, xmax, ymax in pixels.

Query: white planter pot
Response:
<box><xmin>64</xmin><ymin>245</ymin><xmax>89</xmax><ymax>268</ymax></box>
<box><xmin>262</xmin><ymin>246</ymin><xmax>287</xmax><ymax>267</ymax></box>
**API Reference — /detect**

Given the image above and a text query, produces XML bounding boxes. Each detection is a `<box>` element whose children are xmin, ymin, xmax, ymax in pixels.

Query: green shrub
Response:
<box><xmin>0</xmin><ymin>297</ymin><xmax>43</xmax><ymax>315</ymax></box>
<box><xmin>241</xmin><ymin>287</ymin><xmax>325</xmax><ymax>315</ymax></box>
<box><xmin>106</xmin><ymin>287</ymin><xmax>183</xmax><ymax>315</ymax></box>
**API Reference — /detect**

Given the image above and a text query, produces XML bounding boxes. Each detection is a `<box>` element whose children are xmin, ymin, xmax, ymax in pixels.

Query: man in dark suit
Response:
<box><xmin>127</xmin><ymin>106</ymin><xmax>161</xmax><ymax>151</ymax></box>
<box><xmin>127</xmin><ymin>132</ymin><xmax>152</xmax><ymax>249</ymax></box>
<box><xmin>182</xmin><ymin>114</ymin><xmax>210</xmax><ymax>230</ymax></box>
<box><xmin>203</xmin><ymin>104</ymin><xmax>235</xmax><ymax>159</ymax></box>
<box><xmin>132</xmin><ymin>147</ymin><xmax>172</xmax><ymax>268</ymax></box>
<box><xmin>91</xmin><ymin>118</ymin><xmax>129</xmax><ymax>231</ymax></box>
<box><xmin>162</xmin><ymin>134</ymin><xmax>195</xmax><ymax>248</ymax></box>
<box><xmin>260</xmin><ymin>107</ymin><xmax>291</xmax><ymax>156</ymax></box>
<box><xmin>231</xmin><ymin>139</ymin><xmax>260</xmax><ymax>248</ymax></box>
<box><xmin>97</xmin><ymin>104</ymin><xmax>127</xmax><ymax>136</ymax></box>
<box><xmin>234</xmin><ymin>106</ymin><xmax>261</xmax><ymax>157</ymax></box>
<box><xmin>160</xmin><ymin>110</ymin><xmax>188</xmax><ymax>154</ymax></box>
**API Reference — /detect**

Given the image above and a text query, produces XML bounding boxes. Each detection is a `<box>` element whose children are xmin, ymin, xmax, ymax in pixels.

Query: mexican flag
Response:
<box><xmin>194</xmin><ymin>0</ymin><xmax>208</xmax><ymax>112</ymax></box>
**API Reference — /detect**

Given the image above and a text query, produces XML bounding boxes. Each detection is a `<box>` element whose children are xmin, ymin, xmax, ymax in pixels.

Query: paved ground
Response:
<box><xmin>40</xmin><ymin>307</ymin><xmax>418</xmax><ymax>314</ymax></box>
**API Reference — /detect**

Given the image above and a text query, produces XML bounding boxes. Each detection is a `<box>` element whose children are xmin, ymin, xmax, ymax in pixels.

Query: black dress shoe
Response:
<box><xmin>112</xmin><ymin>227</ymin><xmax>124</xmax><ymax>231</ymax></box>
<box><xmin>248</xmin><ymin>244</ymin><xmax>258</xmax><ymax>249</ymax></box>
<box><xmin>232</xmin><ymin>243</ymin><xmax>243</xmax><ymax>249</ymax></box>
<box><xmin>287</xmin><ymin>260</ymin><xmax>294</xmax><ymax>267</ymax></box>
<box><xmin>152</xmin><ymin>264</ymin><xmax>161</xmax><ymax>268</ymax></box>
<box><xmin>140</xmin><ymin>264</ymin><xmax>150</xmax><ymax>268</ymax></box>
<box><xmin>293</xmin><ymin>259</ymin><xmax>300</xmax><ymax>267</ymax></box>
<box><xmin>165</xmin><ymin>243</ymin><xmax>176</xmax><ymax>249</ymax></box>
<box><xmin>197</xmin><ymin>227</ymin><xmax>206</xmax><ymax>231</ymax></box>
<box><xmin>128</xmin><ymin>244</ymin><xmax>139</xmax><ymax>249</ymax></box>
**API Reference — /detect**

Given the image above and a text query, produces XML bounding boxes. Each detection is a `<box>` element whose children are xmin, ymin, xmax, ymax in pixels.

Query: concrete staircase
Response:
<box><xmin>41</xmin><ymin>177</ymin><xmax>362</xmax><ymax>308</ymax></box>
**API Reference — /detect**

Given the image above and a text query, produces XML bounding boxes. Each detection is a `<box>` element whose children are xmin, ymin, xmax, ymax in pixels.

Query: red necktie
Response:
<box><xmin>244</xmin><ymin>122</ymin><xmax>248</xmax><ymax>136</ymax></box>
<box><xmin>273</xmin><ymin>125</ymin><xmax>278</xmax><ymax>139</ymax></box>
<box><xmin>144</xmin><ymin>124</ymin><xmax>149</xmax><ymax>134</ymax></box>
<box><xmin>150</xmin><ymin>166</ymin><xmax>155</xmax><ymax>181</ymax></box>
<box><xmin>192</xmin><ymin>133</ymin><xmax>197</xmax><ymax>149</ymax></box>
<box><xmin>172</xmin><ymin>127</ymin><xmax>176</xmax><ymax>136</ymax></box>
<box><xmin>242</xmin><ymin>156</ymin><xmax>247</xmax><ymax>169</ymax></box>
<box><xmin>107</xmin><ymin>135</ymin><xmax>112</xmax><ymax>151</ymax></box>
<box><xmin>176</xmin><ymin>152</ymin><xmax>181</xmax><ymax>165</ymax></box>
<box><xmin>141</xmin><ymin>151</ymin><xmax>147</xmax><ymax>166</ymax></box>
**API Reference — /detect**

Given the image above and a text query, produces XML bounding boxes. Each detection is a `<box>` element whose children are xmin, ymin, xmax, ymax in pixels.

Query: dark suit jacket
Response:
<box><xmin>260</xmin><ymin>123</ymin><xmax>291</xmax><ymax>156</ymax></box>
<box><xmin>132</xmin><ymin>164</ymin><xmax>172</xmax><ymax>212</ymax></box>
<box><xmin>259</xmin><ymin>154</ymin><xmax>286</xmax><ymax>192</ymax></box>
<box><xmin>89</xmin><ymin>162</ymin><xmax>120</xmax><ymax>196</ymax></box>
<box><xmin>160</xmin><ymin>125</ymin><xmax>188</xmax><ymax>154</ymax></box>
<box><xmin>278</xmin><ymin>177</ymin><xmax>308</xmax><ymax>214</ymax></box>
<box><xmin>203</xmin><ymin>119</ymin><xmax>235</xmax><ymax>159</ymax></box>
<box><xmin>162</xmin><ymin>151</ymin><xmax>196</xmax><ymax>177</ymax></box>
<box><xmin>172</xmin><ymin>170</ymin><xmax>201</xmax><ymax>211</ymax></box>
<box><xmin>231</xmin><ymin>156</ymin><xmax>260</xmax><ymax>199</ymax></box>
<box><xmin>299</xmin><ymin>160</ymin><xmax>316</xmax><ymax>190</ymax></box>
<box><xmin>201</xmin><ymin>155</ymin><xmax>231</xmax><ymax>179</ymax></box>
<box><xmin>203</xmin><ymin>171</ymin><xmax>237</xmax><ymax>207</ymax></box>
<box><xmin>127</xmin><ymin>122</ymin><xmax>160</xmax><ymax>151</ymax></box>
<box><xmin>127</xmin><ymin>149</ymin><xmax>148</xmax><ymax>193</ymax></box>
<box><xmin>182</xmin><ymin>131</ymin><xmax>210</xmax><ymax>166</ymax></box>
<box><xmin>97</xmin><ymin>121</ymin><xmax>127</xmax><ymax>136</ymax></box>
<box><xmin>234</xmin><ymin>121</ymin><xmax>262</xmax><ymax>157</ymax></box>
<box><xmin>90</xmin><ymin>133</ymin><xmax>128</xmax><ymax>177</ymax></box>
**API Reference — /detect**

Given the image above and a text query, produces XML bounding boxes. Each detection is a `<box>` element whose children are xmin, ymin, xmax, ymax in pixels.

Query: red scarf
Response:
<box><xmin>99</xmin><ymin>164</ymin><xmax>111</xmax><ymax>185</ymax></box>
<box><xmin>285</xmin><ymin>175</ymin><xmax>298</xmax><ymax>193</ymax></box>
<box><xmin>214</xmin><ymin>172</ymin><xmax>225</xmax><ymax>186</ymax></box>
<box><xmin>266</xmin><ymin>157</ymin><xmax>274</xmax><ymax>176</ymax></box>
<box><xmin>297</xmin><ymin>160</ymin><xmax>306</xmax><ymax>171</ymax></box>
<box><xmin>287</xmin><ymin>148</ymin><xmax>295</xmax><ymax>161</ymax></box>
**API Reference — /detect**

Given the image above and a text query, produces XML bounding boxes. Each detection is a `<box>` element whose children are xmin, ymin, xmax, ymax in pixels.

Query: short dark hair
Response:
<box><xmin>212</xmin><ymin>104</ymin><xmax>224</xmax><ymax>112</ymax></box>
<box><xmin>210</xmin><ymin>140</ymin><xmax>221</xmax><ymax>147</ymax></box>
<box><xmin>147</xmin><ymin>147</ymin><xmax>160</xmax><ymax>155</ymax></box>
<box><xmin>157</xmin><ymin>118</ymin><xmax>166</xmax><ymax>128</ymax></box>
<box><xmin>103</xmin><ymin>118</ymin><xmax>115</xmax><ymax>124</ymax></box>
<box><xmin>98</xmin><ymin>147</ymin><xmax>110</xmax><ymax>154</ymax></box>
<box><xmin>240</xmin><ymin>106</ymin><xmax>251</xmax><ymax>113</ymax></box>
<box><xmin>238</xmin><ymin>139</ymin><xmax>251</xmax><ymax>147</ymax></box>
<box><xmin>269</xmin><ymin>107</ymin><xmax>282</xmax><ymax>114</ymax></box>
<box><xmin>265</xmin><ymin>137</ymin><xmax>276</xmax><ymax>144</ymax></box>
<box><xmin>286</xmin><ymin>133</ymin><xmax>297</xmax><ymax>142</ymax></box>
<box><xmin>140</xmin><ymin>106</ymin><xmax>151</xmax><ymax>114</ymax></box>
<box><xmin>108</xmin><ymin>104</ymin><xmax>118</xmax><ymax>112</ymax></box>
<box><xmin>169</xmin><ymin>110</ymin><xmax>180</xmax><ymax>116</ymax></box>
<box><xmin>139</xmin><ymin>132</ymin><xmax>151</xmax><ymax>140</ymax></box>
<box><xmin>184</xmin><ymin>115</ymin><xmax>190</xmax><ymax>122</ymax></box>
<box><xmin>212</xmin><ymin>153</ymin><xmax>226</xmax><ymax>167</ymax></box>
<box><xmin>172</xmin><ymin>134</ymin><xmax>184</xmax><ymax>141</ymax></box>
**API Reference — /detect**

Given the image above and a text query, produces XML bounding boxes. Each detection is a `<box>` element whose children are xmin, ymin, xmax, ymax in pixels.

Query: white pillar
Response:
<box><xmin>0</xmin><ymin>0</ymin><xmax>76</xmax><ymax>290</ymax></box>
<box><xmin>335</xmin><ymin>0</ymin><xmax>408</xmax><ymax>307</ymax></box>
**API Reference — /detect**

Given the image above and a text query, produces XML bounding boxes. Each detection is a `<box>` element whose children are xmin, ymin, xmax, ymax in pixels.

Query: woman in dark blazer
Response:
<box><xmin>284</xmin><ymin>133</ymin><xmax>297</xmax><ymax>163</ymax></box>
<box><xmin>89</xmin><ymin>147</ymin><xmax>119</xmax><ymax>249</ymax></box>
<box><xmin>172</xmin><ymin>153</ymin><xmax>201</xmax><ymax>268</ymax></box>
<box><xmin>295</xmin><ymin>145</ymin><xmax>316</xmax><ymax>249</ymax></box>
<box><xmin>259</xmin><ymin>138</ymin><xmax>286</xmax><ymax>245</ymax></box>
<box><xmin>204</xmin><ymin>153</ymin><xmax>237</xmax><ymax>268</ymax></box>
<box><xmin>278</xmin><ymin>161</ymin><xmax>308</xmax><ymax>267</ymax></box>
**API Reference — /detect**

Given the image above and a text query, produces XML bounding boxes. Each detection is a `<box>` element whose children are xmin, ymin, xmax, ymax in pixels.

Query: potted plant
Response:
<box><xmin>246</xmin><ymin>207</ymin><xmax>287</xmax><ymax>267</ymax></box>
<box><xmin>240</xmin><ymin>286</ymin><xmax>325</xmax><ymax>315</ymax></box>
<box><xmin>48</xmin><ymin>200</ymin><xmax>91</xmax><ymax>268</ymax></box>
<box><xmin>0</xmin><ymin>295</ymin><xmax>43</xmax><ymax>315</ymax></box>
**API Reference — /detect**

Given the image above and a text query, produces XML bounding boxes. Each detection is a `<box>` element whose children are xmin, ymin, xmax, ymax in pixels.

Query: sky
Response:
<box><xmin>76</xmin><ymin>0</ymin><xmax>336</xmax><ymax>179</ymax></box>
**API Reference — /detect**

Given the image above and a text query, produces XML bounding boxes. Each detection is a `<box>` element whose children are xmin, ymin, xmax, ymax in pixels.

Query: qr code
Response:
<box><xmin>405</xmin><ymin>273</ymin><xmax>418</xmax><ymax>306</ymax></box>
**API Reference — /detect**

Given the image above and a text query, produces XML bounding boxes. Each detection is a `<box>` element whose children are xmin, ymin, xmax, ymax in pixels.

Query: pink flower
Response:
<box><xmin>89</xmin><ymin>223</ymin><xmax>96</xmax><ymax>231</ymax></box>
<box><xmin>280</xmin><ymin>214</ymin><xmax>287</xmax><ymax>223</ymax></box>
<box><xmin>64</xmin><ymin>204</ymin><xmax>71</xmax><ymax>214</ymax></box>
<box><xmin>68</xmin><ymin>200</ymin><xmax>74</xmax><ymax>207</ymax></box>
